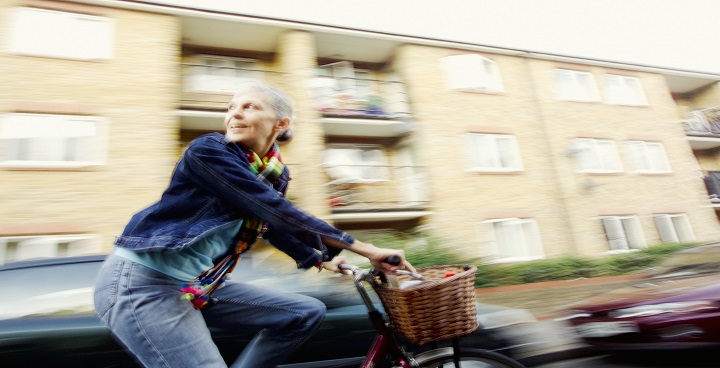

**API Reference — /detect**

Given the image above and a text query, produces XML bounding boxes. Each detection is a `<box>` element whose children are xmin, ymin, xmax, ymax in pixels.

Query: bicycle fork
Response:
<box><xmin>360</xmin><ymin>310</ymin><xmax>418</xmax><ymax>368</ymax></box>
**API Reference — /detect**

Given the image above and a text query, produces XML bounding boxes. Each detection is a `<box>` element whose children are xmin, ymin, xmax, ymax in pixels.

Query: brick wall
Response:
<box><xmin>0</xmin><ymin>2</ymin><xmax>181</xmax><ymax>252</ymax></box>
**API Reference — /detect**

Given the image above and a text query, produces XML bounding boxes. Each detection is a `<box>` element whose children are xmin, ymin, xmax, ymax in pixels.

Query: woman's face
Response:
<box><xmin>225</xmin><ymin>92</ymin><xmax>288</xmax><ymax>154</ymax></box>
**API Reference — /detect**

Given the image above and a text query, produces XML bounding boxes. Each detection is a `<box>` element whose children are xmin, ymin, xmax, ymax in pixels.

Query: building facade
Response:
<box><xmin>2</xmin><ymin>0</ymin><xmax>720</xmax><ymax>265</ymax></box>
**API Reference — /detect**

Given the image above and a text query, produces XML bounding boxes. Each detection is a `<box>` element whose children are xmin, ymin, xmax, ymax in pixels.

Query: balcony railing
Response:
<box><xmin>704</xmin><ymin>173</ymin><xmax>720</xmax><ymax>204</ymax></box>
<box><xmin>179</xmin><ymin>64</ymin><xmax>282</xmax><ymax>111</ymax></box>
<box><xmin>312</xmin><ymin>76</ymin><xmax>410</xmax><ymax>119</ymax></box>
<box><xmin>682</xmin><ymin>106</ymin><xmax>720</xmax><ymax>136</ymax></box>
<box><xmin>323</xmin><ymin>165</ymin><xmax>429</xmax><ymax>212</ymax></box>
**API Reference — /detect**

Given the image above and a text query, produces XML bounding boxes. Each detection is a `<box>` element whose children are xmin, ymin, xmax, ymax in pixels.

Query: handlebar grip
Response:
<box><xmin>386</xmin><ymin>255</ymin><xmax>401</xmax><ymax>266</ymax></box>
<box><xmin>338</xmin><ymin>264</ymin><xmax>352</xmax><ymax>270</ymax></box>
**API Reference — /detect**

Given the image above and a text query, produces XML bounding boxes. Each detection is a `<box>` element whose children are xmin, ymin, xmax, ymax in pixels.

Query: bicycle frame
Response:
<box><xmin>347</xmin><ymin>267</ymin><xmax>417</xmax><ymax>368</ymax></box>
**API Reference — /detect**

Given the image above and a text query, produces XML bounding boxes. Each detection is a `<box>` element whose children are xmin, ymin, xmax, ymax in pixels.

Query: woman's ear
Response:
<box><xmin>275</xmin><ymin>117</ymin><xmax>291</xmax><ymax>132</ymax></box>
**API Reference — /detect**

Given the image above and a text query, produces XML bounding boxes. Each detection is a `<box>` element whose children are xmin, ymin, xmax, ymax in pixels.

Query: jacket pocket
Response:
<box><xmin>94</xmin><ymin>259</ymin><xmax>123</xmax><ymax>319</ymax></box>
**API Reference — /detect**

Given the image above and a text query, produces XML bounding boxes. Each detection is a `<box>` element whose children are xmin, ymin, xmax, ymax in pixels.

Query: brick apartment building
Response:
<box><xmin>2</xmin><ymin>0</ymin><xmax>720</xmax><ymax>265</ymax></box>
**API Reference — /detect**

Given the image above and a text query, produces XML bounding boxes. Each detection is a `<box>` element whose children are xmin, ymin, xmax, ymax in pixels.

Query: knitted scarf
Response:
<box><xmin>180</xmin><ymin>143</ymin><xmax>285</xmax><ymax>309</ymax></box>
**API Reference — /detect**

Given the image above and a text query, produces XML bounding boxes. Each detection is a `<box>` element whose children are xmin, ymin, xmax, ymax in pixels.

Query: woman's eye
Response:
<box><xmin>245</xmin><ymin>104</ymin><xmax>257</xmax><ymax>110</ymax></box>
<box><xmin>227</xmin><ymin>104</ymin><xmax>236</xmax><ymax>111</ymax></box>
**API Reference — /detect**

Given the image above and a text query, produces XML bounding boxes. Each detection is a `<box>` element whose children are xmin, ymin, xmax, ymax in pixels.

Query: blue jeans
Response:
<box><xmin>94</xmin><ymin>254</ymin><xmax>326</xmax><ymax>368</ymax></box>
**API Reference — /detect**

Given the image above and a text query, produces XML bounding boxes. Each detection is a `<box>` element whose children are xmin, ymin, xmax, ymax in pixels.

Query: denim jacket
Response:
<box><xmin>115</xmin><ymin>133</ymin><xmax>355</xmax><ymax>269</ymax></box>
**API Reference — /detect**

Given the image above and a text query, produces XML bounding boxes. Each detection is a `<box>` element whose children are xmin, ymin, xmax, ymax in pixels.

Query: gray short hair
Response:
<box><xmin>234</xmin><ymin>83</ymin><xmax>294</xmax><ymax>121</ymax></box>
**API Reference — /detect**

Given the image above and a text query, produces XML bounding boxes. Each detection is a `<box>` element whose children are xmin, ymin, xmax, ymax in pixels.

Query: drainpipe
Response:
<box><xmin>522</xmin><ymin>57</ymin><xmax>580</xmax><ymax>254</ymax></box>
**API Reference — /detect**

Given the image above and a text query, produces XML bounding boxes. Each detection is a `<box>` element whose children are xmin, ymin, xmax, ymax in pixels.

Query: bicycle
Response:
<box><xmin>337</xmin><ymin>258</ymin><xmax>527</xmax><ymax>368</ymax></box>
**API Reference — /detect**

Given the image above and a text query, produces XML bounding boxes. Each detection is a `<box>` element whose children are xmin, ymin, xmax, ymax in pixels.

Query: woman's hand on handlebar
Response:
<box><xmin>322</xmin><ymin>255</ymin><xmax>348</xmax><ymax>274</ymax></box>
<box><xmin>367</xmin><ymin>247</ymin><xmax>415</xmax><ymax>275</ymax></box>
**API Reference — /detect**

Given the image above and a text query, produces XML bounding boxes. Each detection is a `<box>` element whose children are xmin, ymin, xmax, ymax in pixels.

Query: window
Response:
<box><xmin>465</xmin><ymin>133</ymin><xmax>523</xmax><ymax>172</ymax></box>
<box><xmin>6</xmin><ymin>7</ymin><xmax>114</xmax><ymax>60</ymax></box>
<box><xmin>1</xmin><ymin>113</ymin><xmax>108</xmax><ymax>169</ymax></box>
<box><xmin>0</xmin><ymin>234</ymin><xmax>100</xmax><ymax>265</ymax></box>
<box><xmin>605</xmin><ymin>74</ymin><xmax>647</xmax><ymax>106</ymax></box>
<box><xmin>601</xmin><ymin>216</ymin><xmax>646</xmax><ymax>251</ymax></box>
<box><xmin>441</xmin><ymin>54</ymin><xmax>503</xmax><ymax>92</ymax></box>
<box><xmin>654</xmin><ymin>214</ymin><xmax>695</xmax><ymax>243</ymax></box>
<box><xmin>482</xmin><ymin>218</ymin><xmax>544</xmax><ymax>262</ymax></box>
<box><xmin>323</xmin><ymin>146</ymin><xmax>389</xmax><ymax>182</ymax></box>
<box><xmin>572</xmin><ymin>138</ymin><xmax>623</xmax><ymax>173</ymax></box>
<box><xmin>184</xmin><ymin>55</ymin><xmax>262</xmax><ymax>93</ymax></box>
<box><xmin>555</xmin><ymin>69</ymin><xmax>599</xmax><ymax>102</ymax></box>
<box><xmin>626</xmin><ymin>140</ymin><xmax>671</xmax><ymax>173</ymax></box>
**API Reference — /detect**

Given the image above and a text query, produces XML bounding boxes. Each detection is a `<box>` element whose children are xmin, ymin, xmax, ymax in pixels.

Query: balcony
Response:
<box><xmin>178</xmin><ymin>59</ymin><xmax>283</xmax><ymax>131</ymax></box>
<box><xmin>682</xmin><ymin>106</ymin><xmax>720</xmax><ymax>150</ymax></box>
<box><xmin>312</xmin><ymin>73</ymin><xmax>413</xmax><ymax>137</ymax></box>
<box><xmin>322</xmin><ymin>164</ymin><xmax>430</xmax><ymax>223</ymax></box>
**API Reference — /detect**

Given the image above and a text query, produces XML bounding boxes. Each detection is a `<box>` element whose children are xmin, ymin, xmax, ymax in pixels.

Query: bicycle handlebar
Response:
<box><xmin>337</xmin><ymin>254</ymin><xmax>404</xmax><ymax>276</ymax></box>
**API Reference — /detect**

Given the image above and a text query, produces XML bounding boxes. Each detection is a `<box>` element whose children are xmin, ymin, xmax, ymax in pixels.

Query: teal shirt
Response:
<box><xmin>114</xmin><ymin>220</ymin><xmax>244</xmax><ymax>281</ymax></box>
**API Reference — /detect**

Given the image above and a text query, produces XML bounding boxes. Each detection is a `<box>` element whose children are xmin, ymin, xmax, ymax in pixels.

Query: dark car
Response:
<box><xmin>560</xmin><ymin>243</ymin><xmax>720</xmax><ymax>351</ymax></box>
<box><xmin>0</xmin><ymin>246</ymin><xmax>536</xmax><ymax>367</ymax></box>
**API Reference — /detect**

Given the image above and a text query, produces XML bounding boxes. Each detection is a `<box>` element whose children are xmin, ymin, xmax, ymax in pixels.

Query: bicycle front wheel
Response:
<box><xmin>413</xmin><ymin>347</ymin><xmax>526</xmax><ymax>368</ymax></box>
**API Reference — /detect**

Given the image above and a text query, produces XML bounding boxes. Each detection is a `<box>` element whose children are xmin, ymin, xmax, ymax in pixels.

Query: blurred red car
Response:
<box><xmin>560</xmin><ymin>243</ymin><xmax>720</xmax><ymax>351</ymax></box>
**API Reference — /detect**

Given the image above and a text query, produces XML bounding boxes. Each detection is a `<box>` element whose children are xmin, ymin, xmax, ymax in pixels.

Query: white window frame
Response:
<box><xmin>601</xmin><ymin>216</ymin><xmax>646</xmax><ymax>252</ymax></box>
<box><xmin>572</xmin><ymin>138</ymin><xmax>623</xmax><ymax>173</ymax></box>
<box><xmin>184</xmin><ymin>55</ymin><xmax>262</xmax><ymax>93</ymax></box>
<box><xmin>605</xmin><ymin>74</ymin><xmax>647</xmax><ymax>106</ymax></box>
<box><xmin>5</xmin><ymin>7</ymin><xmax>114</xmax><ymax>60</ymax></box>
<box><xmin>0</xmin><ymin>234</ymin><xmax>100</xmax><ymax>264</ymax></box>
<box><xmin>1</xmin><ymin>113</ymin><xmax>109</xmax><ymax>169</ymax></box>
<box><xmin>626</xmin><ymin>140</ymin><xmax>671</xmax><ymax>173</ymax></box>
<box><xmin>555</xmin><ymin>69</ymin><xmax>599</xmax><ymax>102</ymax></box>
<box><xmin>441</xmin><ymin>54</ymin><xmax>504</xmax><ymax>92</ymax></box>
<box><xmin>322</xmin><ymin>145</ymin><xmax>389</xmax><ymax>183</ymax></box>
<box><xmin>481</xmin><ymin>218</ymin><xmax>544</xmax><ymax>263</ymax></box>
<box><xmin>465</xmin><ymin>133</ymin><xmax>523</xmax><ymax>172</ymax></box>
<box><xmin>654</xmin><ymin>214</ymin><xmax>695</xmax><ymax>243</ymax></box>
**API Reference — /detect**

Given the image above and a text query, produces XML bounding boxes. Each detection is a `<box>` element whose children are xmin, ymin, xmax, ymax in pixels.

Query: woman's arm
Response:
<box><xmin>183</xmin><ymin>136</ymin><xmax>355</xmax><ymax>248</ymax></box>
<box><xmin>321</xmin><ymin>237</ymin><xmax>415</xmax><ymax>274</ymax></box>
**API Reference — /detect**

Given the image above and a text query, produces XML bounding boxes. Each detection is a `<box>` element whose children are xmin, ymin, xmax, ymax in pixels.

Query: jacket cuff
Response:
<box><xmin>296</xmin><ymin>252</ymin><xmax>322</xmax><ymax>270</ymax></box>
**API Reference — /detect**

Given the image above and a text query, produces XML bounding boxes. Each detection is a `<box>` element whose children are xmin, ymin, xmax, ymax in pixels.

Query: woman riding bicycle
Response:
<box><xmin>93</xmin><ymin>82</ymin><xmax>414</xmax><ymax>368</ymax></box>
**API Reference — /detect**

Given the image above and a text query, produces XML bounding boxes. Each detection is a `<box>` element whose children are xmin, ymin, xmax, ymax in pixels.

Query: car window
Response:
<box><xmin>0</xmin><ymin>245</ymin><xmax>365</xmax><ymax>321</ymax></box>
<box><xmin>0</xmin><ymin>261</ymin><xmax>102</xmax><ymax>320</ymax></box>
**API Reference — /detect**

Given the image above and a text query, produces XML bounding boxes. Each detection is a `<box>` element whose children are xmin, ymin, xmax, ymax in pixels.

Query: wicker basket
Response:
<box><xmin>373</xmin><ymin>264</ymin><xmax>479</xmax><ymax>346</ymax></box>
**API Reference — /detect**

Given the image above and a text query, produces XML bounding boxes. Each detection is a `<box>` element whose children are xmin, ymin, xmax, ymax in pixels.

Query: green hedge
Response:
<box><xmin>365</xmin><ymin>231</ymin><xmax>696</xmax><ymax>288</ymax></box>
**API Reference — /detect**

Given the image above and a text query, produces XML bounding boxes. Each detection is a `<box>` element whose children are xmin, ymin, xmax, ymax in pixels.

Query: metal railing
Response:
<box><xmin>179</xmin><ymin>64</ymin><xmax>282</xmax><ymax>110</ymax></box>
<box><xmin>311</xmin><ymin>76</ymin><xmax>411</xmax><ymax>118</ymax></box>
<box><xmin>322</xmin><ymin>165</ymin><xmax>429</xmax><ymax>211</ymax></box>
<box><xmin>681</xmin><ymin>106</ymin><xmax>720</xmax><ymax>135</ymax></box>
<box><xmin>178</xmin><ymin>64</ymin><xmax>412</xmax><ymax>119</ymax></box>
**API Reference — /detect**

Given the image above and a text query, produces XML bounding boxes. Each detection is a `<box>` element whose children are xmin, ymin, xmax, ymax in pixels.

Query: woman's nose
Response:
<box><xmin>230</xmin><ymin>106</ymin><xmax>243</xmax><ymax>118</ymax></box>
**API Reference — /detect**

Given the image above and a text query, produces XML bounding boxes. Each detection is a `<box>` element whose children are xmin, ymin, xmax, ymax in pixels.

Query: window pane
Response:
<box><xmin>466</xmin><ymin>134</ymin><xmax>522</xmax><ymax>170</ymax></box>
<box><xmin>1</xmin><ymin>114</ymin><xmax>106</xmax><ymax>167</ymax></box>
<box><xmin>671</xmin><ymin>215</ymin><xmax>695</xmax><ymax>242</ymax></box>
<box><xmin>7</xmin><ymin>7</ymin><xmax>114</xmax><ymax>60</ymax></box>
<box><xmin>655</xmin><ymin>215</ymin><xmax>679</xmax><ymax>243</ymax></box>
<box><xmin>575</xmin><ymin>138</ymin><xmax>621</xmax><ymax>172</ymax></box>
<box><xmin>603</xmin><ymin>217</ymin><xmax>628</xmax><ymax>250</ymax></box>
<box><xmin>443</xmin><ymin>54</ymin><xmax>501</xmax><ymax>91</ymax></box>
<box><xmin>623</xmin><ymin>217</ymin><xmax>646</xmax><ymax>248</ymax></box>
<box><xmin>555</xmin><ymin>69</ymin><xmax>598</xmax><ymax>101</ymax></box>
<box><xmin>627</xmin><ymin>141</ymin><xmax>670</xmax><ymax>172</ymax></box>
<box><xmin>483</xmin><ymin>218</ymin><xmax>543</xmax><ymax>260</ymax></box>
<box><xmin>606</xmin><ymin>74</ymin><xmax>646</xmax><ymax>105</ymax></box>
<box><xmin>646</xmin><ymin>143</ymin><xmax>670</xmax><ymax>171</ymax></box>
